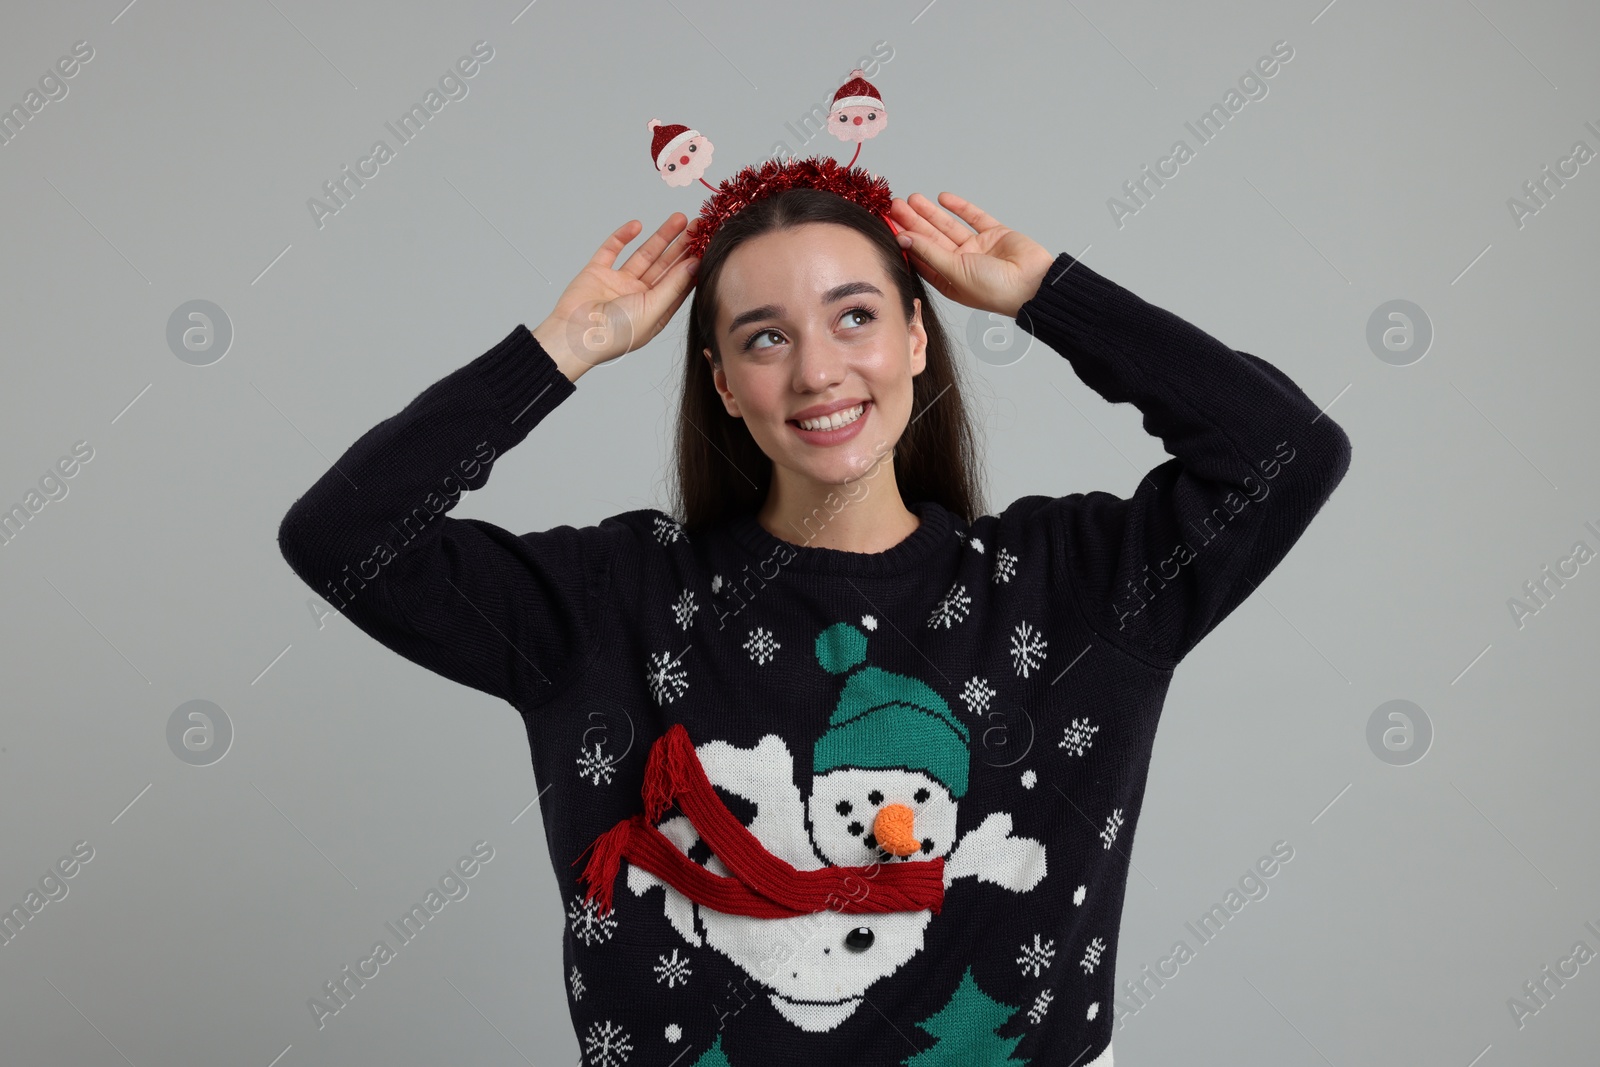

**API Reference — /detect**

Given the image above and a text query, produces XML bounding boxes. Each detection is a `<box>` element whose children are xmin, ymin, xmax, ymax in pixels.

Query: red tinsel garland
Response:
<box><xmin>683</xmin><ymin>155</ymin><xmax>897</xmax><ymax>261</ymax></box>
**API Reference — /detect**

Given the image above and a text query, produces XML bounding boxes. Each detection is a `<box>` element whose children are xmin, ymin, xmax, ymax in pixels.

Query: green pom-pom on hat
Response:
<box><xmin>811</xmin><ymin>621</ymin><xmax>971</xmax><ymax>799</ymax></box>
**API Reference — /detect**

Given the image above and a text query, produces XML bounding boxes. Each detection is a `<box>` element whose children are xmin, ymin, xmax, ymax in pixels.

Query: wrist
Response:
<box><xmin>531</xmin><ymin>317</ymin><xmax>591</xmax><ymax>384</ymax></box>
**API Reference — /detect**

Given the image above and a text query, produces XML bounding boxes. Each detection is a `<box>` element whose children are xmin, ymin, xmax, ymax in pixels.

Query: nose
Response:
<box><xmin>852</xmin><ymin>115</ymin><xmax>863</xmax><ymax>125</ymax></box>
<box><xmin>873</xmin><ymin>803</ymin><xmax>918</xmax><ymax>857</ymax></box>
<box><xmin>679</xmin><ymin>155</ymin><xmax>690</xmax><ymax>165</ymax></box>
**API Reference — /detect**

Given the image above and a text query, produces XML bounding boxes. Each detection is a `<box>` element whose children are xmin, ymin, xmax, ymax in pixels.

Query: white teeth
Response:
<box><xmin>796</xmin><ymin>403</ymin><xmax>865</xmax><ymax>432</ymax></box>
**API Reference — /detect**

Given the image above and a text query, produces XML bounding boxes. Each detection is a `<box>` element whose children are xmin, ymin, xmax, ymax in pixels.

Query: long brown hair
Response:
<box><xmin>669</xmin><ymin>187</ymin><xmax>985</xmax><ymax>535</ymax></box>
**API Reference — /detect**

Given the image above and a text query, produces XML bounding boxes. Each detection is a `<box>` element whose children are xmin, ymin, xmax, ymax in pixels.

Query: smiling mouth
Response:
<box><xmin>789</xmin><ymin>401</ymin><xmax>869</xmax><ymax>432</ymax></box>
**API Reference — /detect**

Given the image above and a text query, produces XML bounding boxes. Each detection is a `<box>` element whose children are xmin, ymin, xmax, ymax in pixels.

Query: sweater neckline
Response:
<box><xmin>727</xmin><ymin>498</ymin><xmax>956</xmax><ymax>577</ymax></box>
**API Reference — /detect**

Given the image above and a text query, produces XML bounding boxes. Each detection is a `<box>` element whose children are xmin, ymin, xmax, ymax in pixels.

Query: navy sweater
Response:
<box><xmin>277</xmin><ymin>251</ymin><xmax>1352</xmax><ymax>1067</ymax></box>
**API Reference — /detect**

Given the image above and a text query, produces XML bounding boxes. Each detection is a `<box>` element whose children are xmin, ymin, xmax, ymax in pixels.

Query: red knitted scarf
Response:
<box><xmin>572</xmin><ymin>723</ymin><xmax>946</xmax><ymax>918</ymax></box>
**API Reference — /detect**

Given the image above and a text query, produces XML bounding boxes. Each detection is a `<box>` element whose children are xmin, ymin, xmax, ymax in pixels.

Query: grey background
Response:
<box><xmin>2</xmin><ymin>0</ymin><xmax>1597</xmax><ymax>1064</ymax></box>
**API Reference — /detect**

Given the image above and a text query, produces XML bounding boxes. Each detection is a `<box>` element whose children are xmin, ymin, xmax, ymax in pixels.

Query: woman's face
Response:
<box><xmin>702</xmin><ymin>222</ymin><xmax>927</xmax><ymax>494</ymax></box>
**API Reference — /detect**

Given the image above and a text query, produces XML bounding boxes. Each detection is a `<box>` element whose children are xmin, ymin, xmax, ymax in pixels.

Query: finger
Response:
<box><xmin>905</xmin><ymin>191</ymin><xmax>977</xmax><ymax>247</ymax></box>
<box><xmin>641</xmin><ymin>217</ymin><xmax>699</xmax><ymax>288</ymax></box>
<box><xmin>618</xmin><ymin>213</ymin><xmax>689</xmax><ymax>278</ymax></box>
<box><xmin>638</xmin><ymin>254</ymin><xmax>699</xmax><ymax>341</ymax></box>
<box><xmin>937</xmin><ymin>192</ymin><xmax>1005</xmax><ymax>235</ymax></box>
<box><xmin>588</xmin><ymin>219</ymin><xmax>645</xmax><ymax>271</ymax></box>
<box><xmin>889</xmin><ymin>198</ymin><xmax>958</xmax><ymax>254</ymax></box>
<box><xmin>897</xmin><ymin>230</ymin><xmax>956</xmax><ymax>297</ymax></box>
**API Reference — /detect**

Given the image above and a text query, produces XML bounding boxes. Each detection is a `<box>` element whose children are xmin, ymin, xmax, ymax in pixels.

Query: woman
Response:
<box><xmin>278</xmin><ymin>187</ymin><xmax>1352</xmax><ymax>1066</ymax></box>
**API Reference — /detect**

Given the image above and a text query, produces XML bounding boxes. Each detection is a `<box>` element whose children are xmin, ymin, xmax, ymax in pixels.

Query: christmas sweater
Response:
<box><xmin>276</xmin><ymin>251</ymin><xmax>1353</xmax><ymax>1067</ymax></box>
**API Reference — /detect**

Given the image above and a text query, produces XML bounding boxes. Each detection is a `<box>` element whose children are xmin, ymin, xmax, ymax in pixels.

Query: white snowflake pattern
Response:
<box><xmin>1100</xmin><ymin>808</ymin><xmax>1125</xmax><ymax>850</ymax></box>
<box><xmin>927</xmin><ymin>583</ymin><xmax>973</xmax><ymax>629</ymax></box>
<box><xmin>1059</xmin><ymin>717</ymin><xmax>1100</xmax><ymax>757</ymax></box>
<box><xmin>1087</xmin><ymin>1001</ymin><xmax>1100</xmax><ymax>1021</ymax></box>
<box><xmin>1027</xmin><ymin>988</ymin><xmax>1054</xmax><ymax>1024</ymax></box>
<box><xmin>710</xmin><ymin>573</ymin><xmax>723</xmax><ymax>593</ymax></box>
<box><xmin>583</xmin><ymin>1019</ymin><xmax>633</xmax><ymax>1067</ymax></box>
<box><xmin>1009</xmin><ymin>620</ymin><xmax>1048</xmax><ymax>677</ymax></box>
<box><xmin>959</xmin><ymin>676</ymin><xmax>997</xmax><ymax>716</ymax></box>
<box><xmin>567</xmin><ymin>895</ymin><xmax>618</xmax><ymax>946</ymax></box>
<box><xmin>1017</xmin><ymin>933</ymin><xmax>1056</xmax><ymax>977</ymax></box>
<box><xmin>576</xmin><ymin>742</ymin><xmax>617</xmax><ymax>786</ymax></box>
<box><xmin>671</xmin><ymin>589</ymin><xmax>699</xmax><ymax>630</ymax></box>
<box><xmin>861</xmin><ymin>614</ymin><xmax>878</xmax><ymax>631</ymax></box>
<box><xmin>954</xmin><ymin>528</ymin><xmax>967</xmax><ymax>542</ymax></box>
<box><xmin>645</xmin><ymin>650</ymin><xmax>689</xmax><ymax>705</ymax></box>
<box><xmin>1079</xmin><ymin>936</ymin><xmax>1106</xmax><ymax>975</ymax></box>
<box><xmin>664</xmin><ymin>1023</ymin><xmax>682</xmax><ymax>1043</ymax></box>
<box><xmin>654</xmin><ymin>948</ymin><xmax>692</xmax><ymax>988</ymax></box>
<box><xmin>993</xmin><ymin>546</ymin><xmax>1018</xmax><ymax>584</ymax></box>
<box><xmin>569</xmin><ymin>965</ymin><xmax>585</xmax><ymax>1001</ymax></box>
<box><xmin>743</xmin><ymin>627</ymin><xmax>781</xmax><ymax>665</ymax></box>
<box><xmin>651</xmin><ymin>515</ymin><xmax>686</xmax><ymax>545</ymax></box>
<box><xmin>1072</xmin><ymin>884</ymin><xmax>1087</xmax><ymax>906</ymax></box>
<box><xmin>969</xmin><ymin>536</ymin><xmax>986</xmax><ymax>554</ymax></box>
<box><xmin>1020</xmin><ymin>769</ymin><xmax>1037</xmax><ymax>789</ymax></box>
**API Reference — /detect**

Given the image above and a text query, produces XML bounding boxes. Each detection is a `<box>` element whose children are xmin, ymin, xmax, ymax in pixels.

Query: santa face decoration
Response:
<box><xmin>647</xmin><ymin>118</ymin><xmax>715</xmax><ymax>187</ymax></box>
<box><xmin>827</xmin><ymin>67</ymin><xmax>887</xmax><ymax>143</ymax></box>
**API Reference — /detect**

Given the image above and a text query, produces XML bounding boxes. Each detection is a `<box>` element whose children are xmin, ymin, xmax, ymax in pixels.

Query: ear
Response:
<box><xmin>703</xmin><ymin>346</ymin><xmax>742</xmax><ymax>418</ymax></box>
<box><xmin>908</xmin><ymin>297</ymin><xmax>928</xmax><ymax>377</ymax></box>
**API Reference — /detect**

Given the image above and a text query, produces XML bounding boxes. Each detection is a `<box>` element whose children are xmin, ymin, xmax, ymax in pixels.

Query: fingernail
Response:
<box><xmin>686</xmin><ymin>258</ymin><xmax>700</xmax><ymax>276</ymax></box>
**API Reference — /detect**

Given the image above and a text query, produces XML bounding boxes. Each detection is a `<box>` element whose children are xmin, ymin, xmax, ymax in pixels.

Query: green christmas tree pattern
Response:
<box><xmin>902</xmin><ymin>965</ymin><xmax>1029</xmax><ymax>1066</ymax></box>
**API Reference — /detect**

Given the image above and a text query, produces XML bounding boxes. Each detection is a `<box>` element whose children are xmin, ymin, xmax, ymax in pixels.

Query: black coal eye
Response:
<box><xmin>913</xmin><ymin>787</ymin><xmax>930</xmax><ymax>803</ymax></box>
<box><xmin>868</xmin><ymin>112</ymin><xmax>877</xmax><ymax>120</ymax></box>
<box><xmin>667</xmin><ymin>163</ymin><xmax>676</xmax><ymax>171</ymax></box>
<box><xmin>867</xmin><ymin>790</ymin><xmax>883</xmax><ymax>806</ymax></box>
<box><xmin>836</xmin><ymin>800</ymin><xmax>852</xmax><ymax>816</ymax></box>
<box><xmin>689</xmin><ymin>143</ymin><xmax>697</xmax><ymax>151</ymax></box>
<box><xmin>839</xmin><ymin>114</ymin><xmax>849</xmax><ymax>123</ymax></box>
<box><xmin>845</xmin><ymin>927</ymin><xmax>874</xmax><ymax>951</ymax></box>
<box><xmin>847</xmin><ymin>821</ymin><xmax>863</xmax><ymax>836</ymax></box>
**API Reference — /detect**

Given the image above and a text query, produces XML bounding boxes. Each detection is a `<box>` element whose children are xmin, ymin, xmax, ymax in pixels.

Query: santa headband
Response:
<box><xmin>646</xmin><ymin>67</ymin><xmax>903</xmax><ymax>264</ymax></box>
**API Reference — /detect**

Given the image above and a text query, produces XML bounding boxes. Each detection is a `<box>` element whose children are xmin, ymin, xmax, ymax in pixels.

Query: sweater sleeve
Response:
<box><xmin>275</xmin><ymin>324</ymin><xmax>619</xmax><ymax>709</ymax></box>
<box><xmin>1013</xmin><ymin>251</ymin><xmax>1353</xmax><ymax>669</ymax></box>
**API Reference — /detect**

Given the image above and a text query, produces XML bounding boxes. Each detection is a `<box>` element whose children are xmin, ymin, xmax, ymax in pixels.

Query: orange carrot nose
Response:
<box><xmin>873</xmin><ymin>803</ymin><xmax>919</xmax><ymax>857</ymax></box>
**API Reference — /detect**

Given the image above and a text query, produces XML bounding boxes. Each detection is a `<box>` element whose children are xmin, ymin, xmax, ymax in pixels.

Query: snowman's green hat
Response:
<box><xmin>811</xmin><ymin>621</ymin><xmax>970</xmax><ymax>799</ymax></box>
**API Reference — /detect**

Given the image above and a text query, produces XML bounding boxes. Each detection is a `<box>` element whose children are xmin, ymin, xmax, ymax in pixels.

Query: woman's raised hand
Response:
<box><xmin>532</xmin><ymin>213</ymin><xmax>700</xmax><ymax>380</ymax></box>
<box><xmin>887</xmin><ymin>193</ymin><xmax>1055</xmax><ymax>320</ymax></box>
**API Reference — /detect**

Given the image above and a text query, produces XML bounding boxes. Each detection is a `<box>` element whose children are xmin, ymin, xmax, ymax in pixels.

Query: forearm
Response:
<box><xmin>277</xmin><ymin>325</ymin><xmax>576</xmax><ymax>607</ymax></box>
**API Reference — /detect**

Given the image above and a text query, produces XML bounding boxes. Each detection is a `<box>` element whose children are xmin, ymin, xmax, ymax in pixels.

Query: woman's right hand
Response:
<box><xmin>533</xmin><ymin>213</ymin><xmax>701</xmax><ymax>381</ymax></box>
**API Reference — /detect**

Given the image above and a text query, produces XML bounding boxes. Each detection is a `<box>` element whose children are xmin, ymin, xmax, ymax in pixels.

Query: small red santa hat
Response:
<box><xmin>646</xmin><ymin>118</ymin><xmax>702</xmax><ymax>170</ymax></box>
<box><xmin>830</xmin><ymin>69</ymin><xmax>884</xmax><ymax>112</ymax></box>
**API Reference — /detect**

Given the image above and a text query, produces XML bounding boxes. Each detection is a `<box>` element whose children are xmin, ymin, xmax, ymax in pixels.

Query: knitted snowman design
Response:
<box><xmin>626</xmin><ymin>622</ymin><xmax>1047</xmax><ymax>1035</ymax></box>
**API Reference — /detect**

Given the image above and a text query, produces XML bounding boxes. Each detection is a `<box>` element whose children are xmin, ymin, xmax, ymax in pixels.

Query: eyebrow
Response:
<box><xmin>725</xmin><ymin>280</ymin><xmax>885</xmax><ymax>336</ymax></box>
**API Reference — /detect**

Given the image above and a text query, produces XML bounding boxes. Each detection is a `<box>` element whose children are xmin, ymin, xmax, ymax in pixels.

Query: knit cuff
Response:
<box><xmin>471</xmin><ymin>323</ymin><xmax>578</xmax><ymax>440</ymax></box>
<box><xmin>1013</xmin><ymin>252</ymin><xmax>1134</xmax><ymax>352</ymax></box>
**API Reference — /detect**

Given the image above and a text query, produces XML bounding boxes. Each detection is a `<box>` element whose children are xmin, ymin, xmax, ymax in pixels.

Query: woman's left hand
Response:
<box><xmin>888</xmin><ymin>192</ymin><xmax>1055</xmax><ymax>319</ymax></box>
